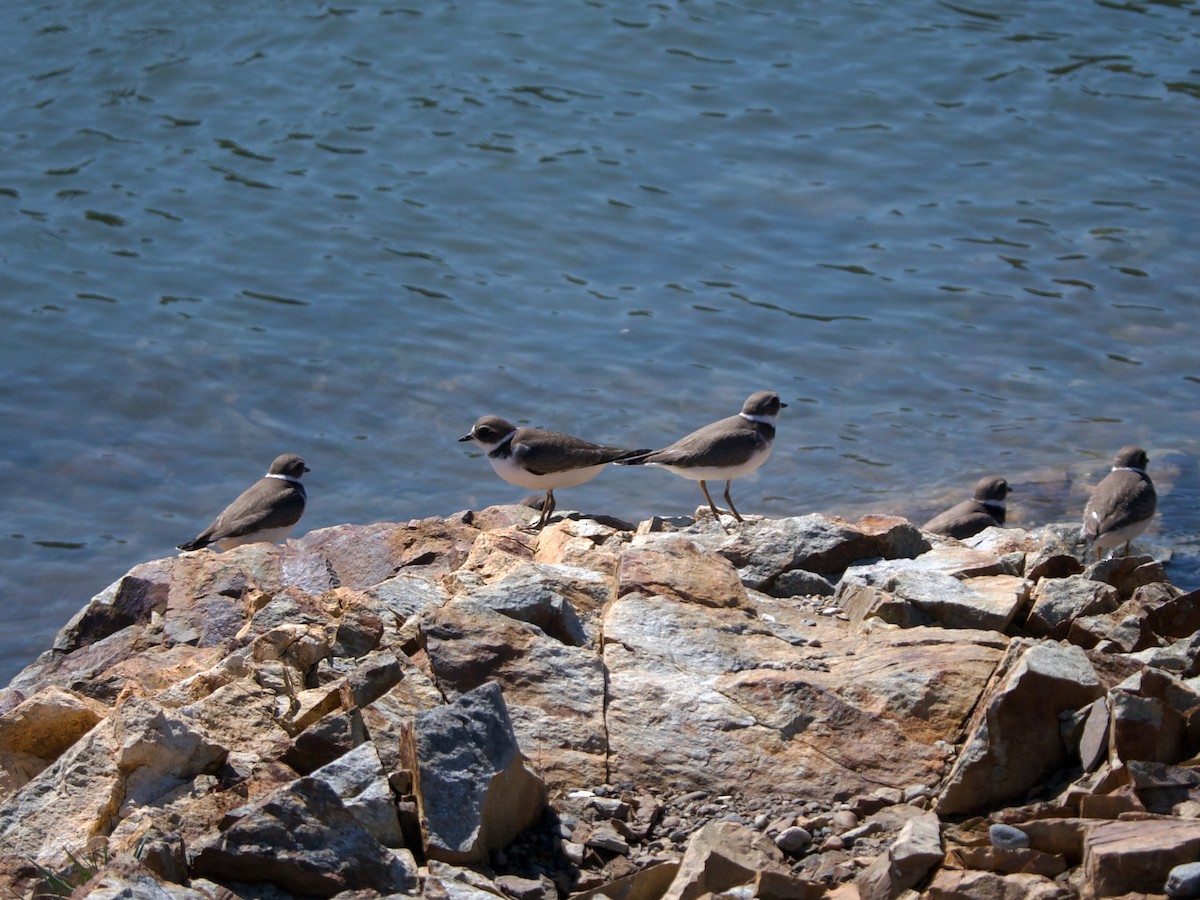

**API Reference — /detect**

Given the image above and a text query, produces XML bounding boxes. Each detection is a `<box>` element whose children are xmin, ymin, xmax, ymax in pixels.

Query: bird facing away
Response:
<box><xmin>616</xmin><ymin>390</ymin><xmax>786</xmax><ymax>523</ymax></box>
<box><xmin>1080</xmin><ymin>445</ymin><xmax>1157</xmax><ymax>560</ymax></box>
<box><xmin>459</xmin><ymin>416</ymin><xmax>648</xmax><ymax>529</ymax></box>
<box><xmin>178</xmin><ymin>453</ymin><xmax>310</xmax><ymax>552</ymax></box>
<box><xmin>922</xmin><ymin>476</ymin><xmax>1011</xmax><ymax>540</ymax></box>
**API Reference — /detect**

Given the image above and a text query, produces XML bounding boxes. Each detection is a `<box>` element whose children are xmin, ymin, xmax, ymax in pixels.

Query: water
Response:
<box><xmin>2</xmin><ymin>0</ymin><xmax>1198</xmax><ymax>684</ymax></box>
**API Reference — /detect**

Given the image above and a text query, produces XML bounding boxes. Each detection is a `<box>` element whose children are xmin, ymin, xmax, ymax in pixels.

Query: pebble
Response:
<box><xmin>988</xmin><ymin>823</ymin><xmax>1030</xmax><ymax>850</ymax></box>
<box><xmin>830</xmin><ymin>810</ymin><xmax>859</xmax><ymax>832</ymax></box>
<box><xmin>820</xmin><ymin>834</ymin><xmax>845</xmax><ymax>852</ymax></box>
<box><xmin>1167</xmin><ymin>861</ymin><xmax>1200</xmax><ymax>898</ymax></box>
<box><xmin>774</xmin><ymin>826</ymin><xmax>813</xmax><ymax>855</ymax></box>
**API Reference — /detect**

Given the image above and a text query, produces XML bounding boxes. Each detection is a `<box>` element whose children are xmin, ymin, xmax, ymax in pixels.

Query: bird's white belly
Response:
<box><xmin>489</xmin><ymin>456</ymin><xmax>607</xmax><ymax>491</ymax></box>
<box><xmin>216</xmin><ymin>525</ymin><xmax>297</xmax><ymax>551</ymax></box>
<box><xmin>649</xmin><ymin>445</ymin><xmax>772</xmax><ymax>482</ymax></box>
<box><xmin>1088</xmin><ymin>514</ymin><xmax>1151</xmax><ymax>550</ymax></box>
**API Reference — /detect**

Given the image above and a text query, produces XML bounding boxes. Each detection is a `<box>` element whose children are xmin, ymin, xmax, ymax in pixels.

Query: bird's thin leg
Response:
<box><xmin>723</xmin><ymin>480</ymin><xmax>744</xmax><ymax>523</ymax></box>
<box><xmin>698</xmin><ymin>480</ymin><xmax>722</xmax><ymax>520</ymax></box>
<box><xmin>536</xmin><ymin>490</ymin><xmax>556</xmax><ymax>529</ymax></box>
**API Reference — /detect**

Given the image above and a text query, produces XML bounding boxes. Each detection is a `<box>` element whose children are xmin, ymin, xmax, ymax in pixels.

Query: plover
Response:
<box><xmin>178</xmin><ymin>452</ymin><xmax>310</xmax><ymax>552</ymax></box>
<box><xmin>459</xmin><ymin>415</ymin><xmax>647</xmax><ymax>529</ymax></box>
<box><xmin>923</xmin><ymin>475</ymin><xmax>1010</xmax><ymax>539</ymax></box>
<box><xmin>616</xmin><ymin>390</ymin><xmax>786</xmax><ymax>523</ymax></box>
<box><xmin>1080</xmin><ymin>445</ymin><xmax>1157</xmax><ymax>560</ymax></box>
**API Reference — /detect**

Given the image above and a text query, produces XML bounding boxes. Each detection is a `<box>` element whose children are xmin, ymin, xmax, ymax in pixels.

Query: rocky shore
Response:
<box><xmin>1</xmin><ymin>504</ymin><xmax>1199</xmax><ymax>899</ymax></box>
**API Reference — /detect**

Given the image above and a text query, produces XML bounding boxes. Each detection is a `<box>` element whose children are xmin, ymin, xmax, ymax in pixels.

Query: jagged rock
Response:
<box><xmin>938</xmin><ymin>640</ymin><xmax>1104</xmax><ymax>815</ymax></box>
<box><xmin>0</xmin><ymin>693</ymin><xmax>225</xmax><ymax>867</ymax></box>
<box><xmin>1025</xmin><ymin>575</ymin><xmax>1120</xmax><ymax>639</ymax></box>
<box><xmin>309</xmin><ymin>741</ymin><xmax>403</xmax><ymax>847</ymax></box>
<box><xmin>464</xmin><ymin>565</ymin><xmax>590</xmax><ymax>645</ymax></box>
<box><xmin>4</xmin><ymin>507</ymin><xmax>1200</xmax><ymax>898</ymax></box>
<box><xmin>420</xmin><ymin>599</ymin><xmax>607</xmax><ymax>789</ymax></box>
<box><xmin>0</xmin><ymin>686</ymin><xmax>108</xmax><ymax>797</ymax></box>
<box><xmin>831</xmin><ymin>627</ymin><xmax>1006</xmax><ymax>744</ymax></box>
<box><xmin>1085</xmin><ymin>554</ymin><xmax>1169</xmax><ymax>599</ymax></box>
<box><xmin>404</xmin><ymin>681</ymin><xmax>547</xmax><ymax>865</ymax></box>
<box><xmin>660</xmin><ymin>821</ymin><xmax>792</xmax><ymax>900</ymax></box>
<box><xmin>855</xmin><ymin>809</ymin><xmax>943</xmax><ymax>898</ymax></box>
<box><xmin>571</xmin><ymin>860</ymin><xmax>681</xmax><ymax>900</ymax></box>
<box><xmin>190</xmin><ymin>775</ymin><xmax>417</xmax><ymax>896</ymax></box>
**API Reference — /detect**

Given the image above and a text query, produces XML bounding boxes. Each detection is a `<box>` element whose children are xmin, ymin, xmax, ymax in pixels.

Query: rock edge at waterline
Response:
<box><xmin>1</xmin><ymin>505</ymin><xmax>1198</xmax><ymax>899</ymax></box>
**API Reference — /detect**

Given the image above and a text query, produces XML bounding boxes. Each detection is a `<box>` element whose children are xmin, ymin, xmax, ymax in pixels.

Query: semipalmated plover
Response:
<box><xmin>616</xmin><ymin>390</ymin><xmax>786</xmax><ymax>523</ymax></box>
<box><xmin>923</xmin><ymin>475</ymin><xmax>1010</xmax><ymax>539</ymax></box>
<box><xmin>1080</xmin><ymin>445</ymin><xmax>1157</xmax><ymax>560</ymax></box>
<box><xmin>459</xmin><ymin>416</ymin><xmax>647</xmax><ymax>529</ymax></box>
<box><xmin>178</xmin><ymin>453</ymin><xmax>310</xmax><ymax>552</ymax></box>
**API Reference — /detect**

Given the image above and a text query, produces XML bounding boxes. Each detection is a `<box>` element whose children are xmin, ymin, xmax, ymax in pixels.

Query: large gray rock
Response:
<box><xmin>839</xmin><ymin>560</ymin><xmax>1026</xmax><ymax>632</ymax></box>
<box><xmin>189</xmin><ymin>775</ymin><xmax>417</xmax><ymax>897</ymax></box>
<box><xmin>310</xmin><ymin>741</ymin><xmax>404</xmax><ymax>847</ymax></box>
<box><xmin>406</xmin><ymin>681</ymin><xmax>547</xmax><ymax>865</ymax></box>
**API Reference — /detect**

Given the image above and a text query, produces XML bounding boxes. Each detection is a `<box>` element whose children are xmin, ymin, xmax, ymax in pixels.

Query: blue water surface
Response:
<box><xmin>1</xmin><ymin>0</ymin><xmax>1198</xmax><ymax>683</ymax></box>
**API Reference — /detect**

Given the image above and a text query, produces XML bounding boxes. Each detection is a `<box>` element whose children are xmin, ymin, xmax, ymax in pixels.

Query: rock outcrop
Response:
<box><xmin>0</xmin><ymin>506</ymin><xmax>1197</xmax><ymax>898</ymax></box>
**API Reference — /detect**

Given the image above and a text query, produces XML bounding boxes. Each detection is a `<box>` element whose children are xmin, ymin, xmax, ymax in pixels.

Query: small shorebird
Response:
<box><xmin>178</xmin><ymin>453</ymin><xmax>310</xmax><ymax>551</ymax></box>
<box><xmin>923</xmin><ymin>476</ymin><xmax>1011</xmax><ymax>540</ymax></box>
<box><xmin>1080</xmin><ymin>445</ymin><xmax>1157</xmax><ymax>560</ymax></box>
<box><xmin>616</xmin><ymin>390</ymin><xmax>786</xmax><ymax>523</ymax></box>
<box><xmin>459</xmin><ymin>416</ymin><xmax>647</xmax><ymax>529</ymax></box>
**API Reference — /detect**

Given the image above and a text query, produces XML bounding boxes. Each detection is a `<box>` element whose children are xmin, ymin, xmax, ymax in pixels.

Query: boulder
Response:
<box><xmin>404</xmin><ymin>681</ymin><xmax>547</xmax><ymax>865</ymax></box>
<box><xmin>937</xmin><ymin>641</ymin><xmax>1104</xmax><ymax>815</ymax></box>
<box><xmin>189</xmin><ymin>775</ymin><xmax>417</xmax><ymax>896</ymax></box>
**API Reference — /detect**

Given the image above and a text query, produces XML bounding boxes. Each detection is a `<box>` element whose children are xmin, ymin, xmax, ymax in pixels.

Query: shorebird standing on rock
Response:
<box><xmin>459</xmin><ymin>416</ymin><xmax>648</xmax><ymax>530</ymax></box>
<box><xmin>178</xmin><ymin>453</ymin><xmax>310</xmax><ymax>552</ymax></box>
<box><xmin>923</xmin><ymin>476</ymin><xmax>1011</xmax><ymax>540</ymax></box>
<box><xmin>615</xmin><ymin>390</ymin><xmax>786</xmax><ymax>524</ymax></box>
<box><xmin>1080</xmin><ymin>445</ymin><xmax>1157</xmax><ymax>560</ymax></box>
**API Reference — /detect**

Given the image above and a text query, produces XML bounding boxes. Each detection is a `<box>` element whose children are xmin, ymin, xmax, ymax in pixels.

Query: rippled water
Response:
<box><xmin>2</xmin><ymin>0</ymin><xmax>1198</xmax><ymax>683</ymax></box>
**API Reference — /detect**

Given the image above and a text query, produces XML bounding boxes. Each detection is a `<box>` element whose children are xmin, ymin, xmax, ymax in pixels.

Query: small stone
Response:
<box><xmin>586</xmin><ymin>826</ymin><xmax>631</xmax><ymax>855</ymax></box>
<box><xmin>1167</xmin><ymin>861</ymin><xmax>1200</xmax><ymax>898</ymax></box>
<box><xmin>989</xmin><ymin>823</ymin><xmax>1031</xmax><ymax>850</ymax></box>
<box><xmin>831</xmin><ymin>809</ymin><xmax>859</xmax><ymax>832</ymax></box>
<box><xmin>495</xmin><ymin>874</ymin><xmax>546</xmax><ymax>900</ymax></box>
<box><xmin>561</xmin><ymin>840</ymin><xmax>585</xmax><ymax>865</ymax></box>
<box><xmin>775</xmin><ymin>826</ymin><xmax>813</xmax><ymax>855</ymax></box>
<box><xmin>820</xmin><ymin>834</ymin><xmax>845</xmax><ymax>852</ymax></box>
<box><xmin>753</xmin><ymin>813</ymin><xmax>770</xmax><ymax>830</ymax></box>
<box><xmin>591</xmin><ymin>796</ymin><xmax>631</xmax><ymax>820</ymax></box>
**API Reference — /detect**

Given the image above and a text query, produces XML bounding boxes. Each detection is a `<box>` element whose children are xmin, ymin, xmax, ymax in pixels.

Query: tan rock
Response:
<box><xmin>924</xmin><ymin>868</ymin><xmax>1073</xmax><ymax>899</ymax></box>
<box><xmin>0</xmin><ymin>694</ymin><xmax>224</xmax><ymax>867</ymax></box>
<box><xmin>618</xmin><ymin>534</ymin><xmax>747</xmax><ymax>608</ymax></box>
<box><xmin>1083</xmin><ymin>818</ymin><xmax>1200</xmax><ymax>897</ymax></box>
<box><xmin>831</xmin><ymin>627</ymin><xmax>1006</xmax><ymax>744</ymax></box>
<box><xmin>0</xmin><ymin>686</ymin><xmax>108</xmax><ymax>797</ymax></box>
<box><xmin>661</xmin><ymin>821</ymin><xmax>791</xmax><ymax>900</ymax></box>
<box><xmin>603</xmin><ymin>593</ymin><xmax>944</xmax><ymax>800</ymax></box>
